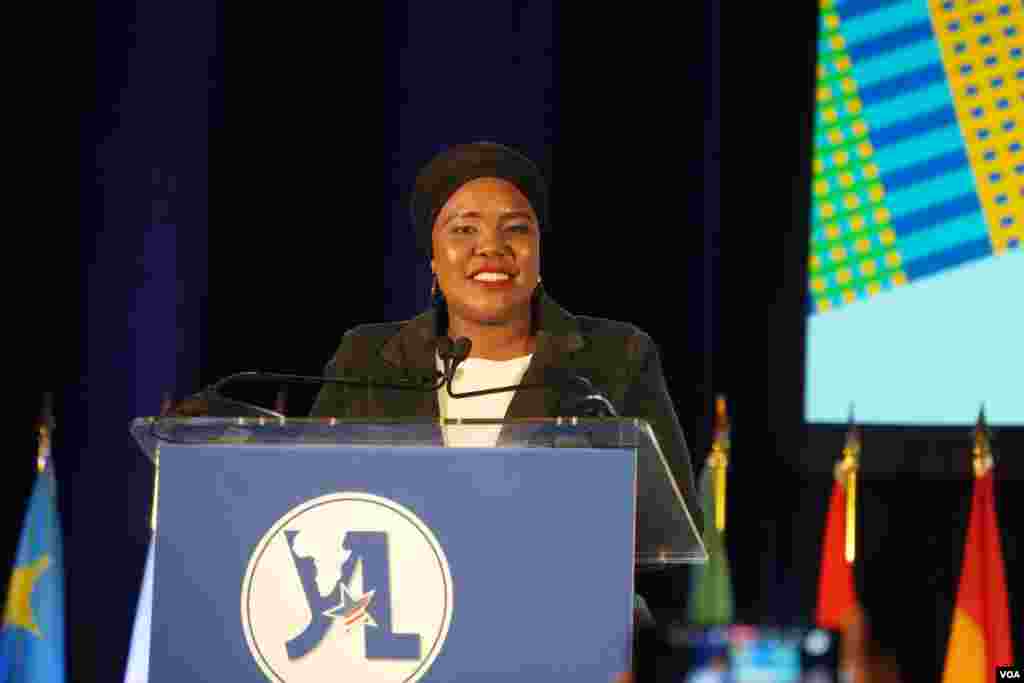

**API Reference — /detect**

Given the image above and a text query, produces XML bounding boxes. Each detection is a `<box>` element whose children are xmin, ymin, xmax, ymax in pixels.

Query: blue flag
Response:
<box><xmin>1</xmin><ymin>460</ymin><xmax>66</xmax><ymax>683</ymax></box>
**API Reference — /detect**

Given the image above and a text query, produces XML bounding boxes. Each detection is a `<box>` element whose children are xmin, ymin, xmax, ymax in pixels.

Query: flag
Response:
<box><xmin>686</xmin><ymin>464</ymin><xmax>735</xmax><ymax>625</ymax></box>
<box><xmin>687</xmin><ymin>396</ymin><xmax>734</xmax><ymax>625</ymax></box>
<box><xmin>941</xmin><ymin>411</ymin><xmax>1014</xmax><ymax>682</ymax></box>
<box><xmin>1</xmin><ymin>431</ymin><xmax>66</xmax><ymax>682</ymax></box>
<box><xmin>815</xmin><ymin>412</ymin><xmax>860</xmax><ymax>630</ymax></box>
<box><xmin>123</xmin><ymin>537</ymin><xmax>155</xmax><ymax>683</ymax></box>
<box><xmin>814</xmin><ymin>479</ymin><xmax>859</xmax><ymax>630</ymax></box>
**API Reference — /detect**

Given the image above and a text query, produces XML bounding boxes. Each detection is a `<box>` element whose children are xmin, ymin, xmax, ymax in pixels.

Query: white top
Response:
<box><xmin>436</xmin><ymin>353</ymin><xmax>533</xmax><ymax>447</ymax></box>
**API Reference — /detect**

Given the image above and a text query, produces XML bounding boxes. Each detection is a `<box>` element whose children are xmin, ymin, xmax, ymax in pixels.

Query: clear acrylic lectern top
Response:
<box><xmin>131</xmin><ymin>417</ymin><xmax>707</xmax><ymax>567</ymax></box>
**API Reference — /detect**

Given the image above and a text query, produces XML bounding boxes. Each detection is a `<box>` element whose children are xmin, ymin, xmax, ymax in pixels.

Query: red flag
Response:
<box><xmin>815</xmin><ymin>480</ymin><xmax>860</xmax><ymax>630</ymax></box>
<box><xmin>941</xmin><ymin>470</ymin><xmax>1014</xmax><ymax>682</ymax></box>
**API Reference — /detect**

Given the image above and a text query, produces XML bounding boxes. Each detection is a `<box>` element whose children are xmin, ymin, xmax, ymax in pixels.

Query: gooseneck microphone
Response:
<box><xmin>441</xmin><ymin>337</ymin><xmax>618</xmax><ymax>418</ymax></box>
<box><xmin>435</xmin><ymin>336</ymin><xmax>472</xmax><ymax>386</ymax></box>
<box><xmin>445</xmin><ymin>336</ymin><xmax>473</xmax><ymax>387</ymax></box>
<box><xmin>175</xmin><ymin>334</ymin><xmax>616</xmax><ymax>418</ymax></box>
<box><xmin>179</xmin><ymin>367</ymin><xmax>449</xmax><ymax>418</ymax></box>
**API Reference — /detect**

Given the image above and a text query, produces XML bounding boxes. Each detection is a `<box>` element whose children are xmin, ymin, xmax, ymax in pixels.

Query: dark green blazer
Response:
<box><xmin>310</xmin><ymin>291</ymin><xmax>702</xmax><ymax>535</ymax></box>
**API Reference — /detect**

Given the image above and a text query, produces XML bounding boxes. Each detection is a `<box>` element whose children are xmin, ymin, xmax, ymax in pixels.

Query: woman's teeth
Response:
<box><xmin>473</xmin><ymin>272</ymin><xmax>510</xmax><ymax>281</ymax></box>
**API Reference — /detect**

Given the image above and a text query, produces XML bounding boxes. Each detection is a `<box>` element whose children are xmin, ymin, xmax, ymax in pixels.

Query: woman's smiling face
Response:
<box><xmin>431</xmin><ymin>177</ymin><xmax>541</xmax><ymax>326</ymax></box>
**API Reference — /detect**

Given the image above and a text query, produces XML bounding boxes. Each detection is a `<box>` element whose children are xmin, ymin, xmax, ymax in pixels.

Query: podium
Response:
<box><xmin>131</xmin><ymin>417</ymin><xmax>705</xmax><ymax>682</ymax></box>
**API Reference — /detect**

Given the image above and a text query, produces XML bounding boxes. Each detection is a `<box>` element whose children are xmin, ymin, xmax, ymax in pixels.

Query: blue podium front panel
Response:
<box><xmin>151</xmin><ymin>444</ymin><xmax>636</xmax><ymax>682</ymax></box>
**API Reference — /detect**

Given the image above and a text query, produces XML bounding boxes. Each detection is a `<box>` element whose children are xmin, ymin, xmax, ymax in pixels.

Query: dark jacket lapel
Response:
<box><xmin>504</xmin><ymin>293</ymin><xmax>584</xmax><ymax>419</ymax></box>
<box><xmin>376</xmin><ymin>290</ymin><xmax>584</xmax><ymax>421</ymax></box>
<box><xmin>378</xmin><ymin>308</ymin><xmax>441</xmax><ymax>418</ymax></box>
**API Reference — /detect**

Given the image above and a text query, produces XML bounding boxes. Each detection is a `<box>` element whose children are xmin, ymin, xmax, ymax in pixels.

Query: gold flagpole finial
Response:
<box><xmin>837</xmin><ymin>403</ymin><xmax>859</xmax><ymax>564</ymax></box>
<box><xmin>841</xmin><ymin>403</ymin><xmax>861</xmax><ymax>461</ymax></box>
<box><xmin>971</xmin><ymin>403</ymin><xmax>994</xmax><ymax>478</ymax></box>
<box><xmin>713</xmin><ymin>395</ymin><xmax>730</xmax><ymax>449</ymax></box>
<box><xmin>36</xmin><ymin>392</ymin><xmax>55</xmax><ymax>473</ymax></box>
<box><xmin>709</xmin><ymin>394</ymin><xmax>730</xmax><ymax>532</ymax></box>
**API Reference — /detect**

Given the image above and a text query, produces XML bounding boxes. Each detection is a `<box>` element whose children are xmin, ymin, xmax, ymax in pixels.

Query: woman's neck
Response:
<box><xmin>447</xmin><ymin>315</ymin><xmax>535</xmax><ymax>360</ymax></box>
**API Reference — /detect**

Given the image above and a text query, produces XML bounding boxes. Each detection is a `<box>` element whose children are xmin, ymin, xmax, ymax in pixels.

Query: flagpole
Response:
<box><xmin>840</xmin><ymin>406</ymin><xmax>859</xmax><ymax>564</ymax></box>
<box><xmin>687</xmin><ymin>394</ymin><xmax>735</xmax><ymax>626</ymax></box>
<box><xmin>5</xmin><ymin>392</ymin><xmax>66</xmax><ymax>681</ymax></box>
<box><xmin>36</xmin><ymin>392</ymin><xmax>55</xmax><ymax>474</ymax></box>
<box><xmin>14</xmin><ymin>395</ymin><xmax>55</xmax><ymax>680</ymax></box>
<box><xmin>837</xmin><ymin>409</ymin><xmax>864</xmax><ymax>683</ymax></box>
<box><xmin>942</xmin><ymin>405</ymin><xmax>1014</xmax><ymax>680</ymax></box>
<box><xmin>709</xmin><ymin>395</ymin><xmax>729</xmax><ymax>532</ymax></box>
<box><xmin>971</xmin><ymin>404</ymin><xmax>993</xmax><ymax>479</ymax></box>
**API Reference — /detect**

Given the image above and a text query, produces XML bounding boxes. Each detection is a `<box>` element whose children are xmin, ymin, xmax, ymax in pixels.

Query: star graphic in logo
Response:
<box><xmin>323</xmin><ymin>583</ymin><xmax>377</xmax><ymax>634</ymax></box>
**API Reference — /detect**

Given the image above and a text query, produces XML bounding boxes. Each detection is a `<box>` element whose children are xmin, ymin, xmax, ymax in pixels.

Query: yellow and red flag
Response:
<box><xmin>941</xmin><ymin>409</ymin><xmax>1014</xmax><ymax>682</ymax></box>
<box><xmin>815</xmin><ymin>410</ymin><xmax>860</xmax><ymax>630</ymax></box>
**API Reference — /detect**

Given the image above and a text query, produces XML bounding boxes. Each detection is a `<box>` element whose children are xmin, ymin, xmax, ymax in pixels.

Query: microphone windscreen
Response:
<box><xmin>452</xmin><ymin>337</ymin><xmax>472</xmax><ymax>361</ymax></box>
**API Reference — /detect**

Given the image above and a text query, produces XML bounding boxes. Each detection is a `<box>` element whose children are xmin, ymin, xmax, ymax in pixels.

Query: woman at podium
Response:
<box><xmin>162</xmin><ymin>141</ymin><xmax>696</xmax><ymax>681</ymax></box>
<box><xmin>309</xmin><ymin>141</ymin><xmax>701</xmax><ymax>536</ymax></box>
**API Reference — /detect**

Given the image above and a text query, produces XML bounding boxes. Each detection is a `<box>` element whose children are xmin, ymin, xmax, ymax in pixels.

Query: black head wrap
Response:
<box><xmin>410</xmin><ymin>141</ymin><xmax>550</xmax><ymax>257</ymax></box>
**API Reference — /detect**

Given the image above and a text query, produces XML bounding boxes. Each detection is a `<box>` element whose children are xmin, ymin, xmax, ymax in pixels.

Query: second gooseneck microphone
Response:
<box><xmin>436</xmin><ymin>336</ymin><xmax>473</xmax><ymax>387</ymax></box>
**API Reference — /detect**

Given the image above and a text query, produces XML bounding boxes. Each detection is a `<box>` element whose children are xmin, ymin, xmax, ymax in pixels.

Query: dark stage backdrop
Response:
<box><xmin>3</xmin><ymin>2</ymin><xmax>1019</xmax><ymax>682</ymax></box>
<box><xmin>7</xmin><ymin>0</ymin><xmax>215</xmax><ymax>680</ymax></box>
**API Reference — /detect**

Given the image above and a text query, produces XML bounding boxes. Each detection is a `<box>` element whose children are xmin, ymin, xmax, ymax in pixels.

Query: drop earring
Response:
<box><xmin>431</xmin><ymin>274</ymin><xmax>444</xmax><ymax>306</ymax></box>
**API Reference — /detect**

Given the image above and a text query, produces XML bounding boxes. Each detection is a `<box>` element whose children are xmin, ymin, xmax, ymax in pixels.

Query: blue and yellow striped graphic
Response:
<box><xmin>810</xmin><ymin>0</ymin><xmax>1022</xmax><ymax>315</ymax></box>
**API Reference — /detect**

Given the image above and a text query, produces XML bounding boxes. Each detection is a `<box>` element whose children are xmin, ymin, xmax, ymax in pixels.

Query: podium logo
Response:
<box><xmin>242</xmin><ymin>493</ymin><xmax>453</xmax><ymax>682</ymax></box>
